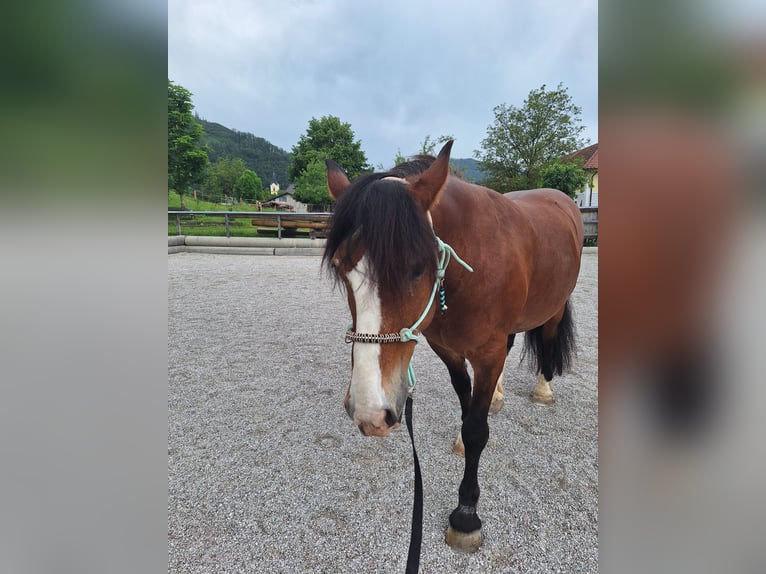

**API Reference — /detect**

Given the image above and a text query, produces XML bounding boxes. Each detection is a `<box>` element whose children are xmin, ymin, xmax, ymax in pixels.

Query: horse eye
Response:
<box><xmin>411</xmin><ymin>264</ymin><xmax>426</xmax><ymax>281</ymax></box>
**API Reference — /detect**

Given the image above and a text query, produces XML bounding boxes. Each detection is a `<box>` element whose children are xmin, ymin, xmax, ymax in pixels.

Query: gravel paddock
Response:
<box><xmin>168</xmin><ymin>251</ymin><xmax>598</xmax><ymax>573</ymax></box>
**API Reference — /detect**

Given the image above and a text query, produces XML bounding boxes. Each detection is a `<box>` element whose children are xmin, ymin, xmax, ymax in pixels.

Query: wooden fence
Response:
<box><xmin>168</xmin><ymin>207</ymin><xmax>598</xmax><ymax>243</ymax></box>
<box><xmin>167</xmin><ymin>211</ymin><xmax>333</xmax><ymax>240</ymax></box>
<box><xmin>580</xmin><ymin>207</ymin><xmax>598</xmax><ymax>242</ymax></box>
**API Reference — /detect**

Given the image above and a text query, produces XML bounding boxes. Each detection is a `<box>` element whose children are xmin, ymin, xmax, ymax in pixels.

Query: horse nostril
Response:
<box><xmin>384</xmin><ymin>409</ymin><xmax>398</xmax><ymax>428</ymax></box>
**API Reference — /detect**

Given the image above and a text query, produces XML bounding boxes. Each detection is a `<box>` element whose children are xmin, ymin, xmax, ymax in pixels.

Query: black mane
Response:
<box><xmin>387</xmin><ymin>155</ymin><xmax>436</xmax><ymax>178</ymax></box>
<box><xmin>389</xmin><ymin>154</ymin><xmax>464</xmax><ymax>178</ymax></box>
<box><xmin>323</xmin><ymin>159</ymin><xmax>439</xmax><ymax>295</ymax></box>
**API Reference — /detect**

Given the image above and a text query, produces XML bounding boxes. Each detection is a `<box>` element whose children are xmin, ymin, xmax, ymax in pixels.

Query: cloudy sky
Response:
<box><xmin>169</xmin><ymin>0</ymin><xmax>598</xmax><ymax>169</ymax></box>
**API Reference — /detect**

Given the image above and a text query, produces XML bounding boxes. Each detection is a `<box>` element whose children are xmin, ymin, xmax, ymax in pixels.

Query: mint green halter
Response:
<box><xmin>344</xmin><ymin>233</ymin><xmax>473</xmax><ymax>392</ymax></box>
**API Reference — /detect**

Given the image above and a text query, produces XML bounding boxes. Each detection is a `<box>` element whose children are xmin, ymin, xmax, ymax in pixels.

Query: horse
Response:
<box><xmin>323</xmin><ymin>141</ymin><xmax>584</xmax><ymax>552</ymax></box>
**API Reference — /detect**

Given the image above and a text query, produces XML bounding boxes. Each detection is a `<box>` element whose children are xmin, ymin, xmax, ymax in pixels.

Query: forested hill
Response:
<box><xmin>197</xmin><ymin>117</ymin><xmax>291</xmax><ymax>185</ymax></box>
<box><xmin>195</xmin><ymin>115</ymin><xmax>484</xmax><ymax>186</ymax></box>
<box><xmin>451</xmin><ymin>157</ymin><xmax>485</xmax><ymax>184</ymax></box>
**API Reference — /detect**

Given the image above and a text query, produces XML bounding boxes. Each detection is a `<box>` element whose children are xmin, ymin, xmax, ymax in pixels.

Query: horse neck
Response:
<box><xmin>429</xmin><ymin>179</ymin><xmax>478</xmax><ymax>242</ymax></box>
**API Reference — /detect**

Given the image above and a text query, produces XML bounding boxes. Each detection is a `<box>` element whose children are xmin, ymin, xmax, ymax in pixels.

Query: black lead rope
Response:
<box><xmin>404</xmin><ymin>395</ymin><xmax>423</xmax><ymax>574</ymax></box>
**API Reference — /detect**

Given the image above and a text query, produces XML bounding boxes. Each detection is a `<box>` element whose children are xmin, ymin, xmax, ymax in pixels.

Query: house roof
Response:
<box><xmin>272</xmin><ymin>186</ymin><xmax>305</xmax><ymax>204</ymax></box>
<box><xmin>563</xmin><ymin>143</ymin><xmax>598</xmax><ymax>170</ymax></box>
<box><xmin>583</xmin><ymin>148</ymin><xmax>598</xmax><ymax>169</ymax></box>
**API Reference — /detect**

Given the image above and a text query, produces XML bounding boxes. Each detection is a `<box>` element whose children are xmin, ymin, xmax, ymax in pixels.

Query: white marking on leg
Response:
<box><xmin>489</xmin><ymin>372</ymin><xmax>505</xmax><ymax>414</ymax></box>
<box><xmin>453</xmin><ymin>429</ymin><xmax>465</xmax><ymax>457</ymax></box>
<box><xmin>532</xmin><ymin>373</ymin><xmax>553</xmax><ymax>404</ymax></box>
<box><xmin>495</xmin><ymin>373</ymin><xmax>505</xmax><ymax>395</ymax></box>
<box><xmin>347</xmin><ymin>256</ymin><xmax>387</xmax><ymax>421</ymax></box>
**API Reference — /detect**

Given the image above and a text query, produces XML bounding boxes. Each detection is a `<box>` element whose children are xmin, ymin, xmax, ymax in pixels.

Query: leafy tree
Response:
<box><xmin>206</xmin><ymin>157</ymin><xmax>246</xmax><ymax>203</ymax></box>
<box><xmin>168</xmin><ymin>80</ymin><xmax>209</xmax><ymax>209</ymax></box>
<box><xmin>234</xmin><ymin>169</ymin><xmax>265</xmax><ymax>203</ymax></box>
<box><xmin>293</xmin><ymin>158</ymin><xmax>333</xmax><ymax>207</ymax></box>
<box><xmin>377</xmin><ymin>148</ymin><xmax>407</xmax><ymax>171</ymax></box>
<box><xmin>419</xmin><ymin>134</ymin><xmax>455</xmax><ymax>156</ymax></box>
<box><xmin>417</xmin><ymin>134</ymin><xmax>465</xmax><ymax>177</ymax></box>
<box><xmin>539</xmin><ymin>159</ymin><xmax>588</xmax><ymax>198</ymax></box>
<box><xmin>475</xmin><ymin>83</ymin><xmax>587</xmax><ymax>192</ymax></box>
<box><xmin>289</xmin><ymin>115</ymin><xmax>370</xmax><ymax>181</ymax></box>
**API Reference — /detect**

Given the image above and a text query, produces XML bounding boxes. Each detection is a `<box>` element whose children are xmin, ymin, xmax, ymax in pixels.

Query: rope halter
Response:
<box><xmin>344</xmin><ymin>231</ymin><xmax>473</xmax><ymax>391</ymax></box>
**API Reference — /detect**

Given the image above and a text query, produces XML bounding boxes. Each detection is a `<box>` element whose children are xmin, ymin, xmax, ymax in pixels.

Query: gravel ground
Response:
<box><xmin>168</xmin><ymin>251</ymin><xmax>598</xmax><ymax>574</ymax></box>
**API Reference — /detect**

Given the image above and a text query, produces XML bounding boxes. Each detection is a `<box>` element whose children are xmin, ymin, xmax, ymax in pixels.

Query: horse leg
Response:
<box><xmin>446</xmin><ymin>345</ymin><xmax>506</xmax><ymax>552</ymax></box>
<box><xmin>525</xmin><ymin>301</ymin><xmax>576</xmax><ymax>404</ymax></box>
<box><xmin>458</xmin><ymin>367</ymin><xmax>505</xmax><ymax>454</ymax></box>
<box><xmin>532</xmin><ymin>372</ymin><xmax>554</xmax><ymax>404</ymax></box>
<box><xmin>489</xmin><ymin>333</ymin><xmax>516</xmax><ymax>414</ymax></box>
<box><xmin>489</xmin><ymin>374</ymin><xmax>505</xmax><ymax>414</ymax></box>
<box><xmin>428</xmin><ymin>341</ymin><xmax>471</xmax><ymax>456</ymax></box>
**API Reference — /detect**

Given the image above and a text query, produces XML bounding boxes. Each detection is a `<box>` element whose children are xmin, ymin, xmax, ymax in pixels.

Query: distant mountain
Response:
<box><xmin>196</xmin><ymin>117</ymin><xmax>291</xmax><ymax>185</ymax></box>
<box><xmin>194</xmin><ymin>116</ymin><xmax>485</xmax><ymax>187</ymax></box>
<box><xmin>451</xmin><ymin>157</ymin><xmax>485</xmax><ymax>184</ymax></box>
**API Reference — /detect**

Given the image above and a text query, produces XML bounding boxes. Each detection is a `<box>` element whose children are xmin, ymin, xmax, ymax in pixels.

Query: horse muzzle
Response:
<box><xmin>344</xmin><ymin>390</ymin><xmax>404</xmax><ymax>437</ymax></box>
<box><xmin>354</xmin><ymin>408</ymin><xmax>401</xmax><ymax>437</ymax></box>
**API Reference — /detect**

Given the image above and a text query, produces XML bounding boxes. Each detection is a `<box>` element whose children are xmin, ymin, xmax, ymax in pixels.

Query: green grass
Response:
<box><xmin>167</xmin><ymin>219</ymin><xmax>313</xmax><ymax>237</ymax></box>
<box><xmin>168</xmin><ymin>224</ymin><xmax>263</xmax><ymax>237</ymax></box>
<box><xmin>168</xmin><ymin>191</ymin><xmax>315</xmax><ymax>237</ymax></box>
<box><xmin>167</xmin><ymin>214</ymin><xmax>280</xmax><ymax>237</ymax></box>
<box><xmin>168</xmin><ymin>190</ymin><xmax>262</xmax><ymax>212</ymax></box>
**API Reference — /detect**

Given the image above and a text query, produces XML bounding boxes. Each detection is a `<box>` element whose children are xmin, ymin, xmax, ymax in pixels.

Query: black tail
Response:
<box><xmin>522</xmin><ymin>300</ymin><xmax>577</xmax><ymax>381</ymax></box>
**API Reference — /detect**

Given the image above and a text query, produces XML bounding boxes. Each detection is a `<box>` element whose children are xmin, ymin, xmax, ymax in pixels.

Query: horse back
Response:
<box><xmin>503</xmin><ymin>188</ymin><xmax>585</xmax><ymax>248</ymax></box>
<box><xmin>431</xmin><ymin>182</ymin><xmax>584</xmax><ymax>338</ymax></box>
<box><xmin>499</xmin><ymin>188</ymin><xmax>584</xmax><ymax>327</ymax></box>
<box><xmin>505</xmin><ymin>187</ymin><xmax>582</xmax><ymax>222</ymax></box>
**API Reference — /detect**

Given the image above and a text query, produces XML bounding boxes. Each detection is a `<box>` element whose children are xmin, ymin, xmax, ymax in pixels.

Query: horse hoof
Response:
<box><xmin>445</xmin><ymin>525</ymin><xmax>483</xmax><ymax>552</ymax></box>
<box><xmin>531</xmin><ymin>391</ymin><xmax>553</xmax><ymax>405</ymax></box>
<box><xmin>489</xmin><ymin>394</ymin><xmax>505</xmax><ymax>414</ymax></box>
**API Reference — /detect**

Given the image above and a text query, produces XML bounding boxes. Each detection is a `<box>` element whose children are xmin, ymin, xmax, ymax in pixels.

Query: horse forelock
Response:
<box><xmin>323</xmin><ymin>173</ymin><xmax>437</xmax><ymax>296</ymax></box>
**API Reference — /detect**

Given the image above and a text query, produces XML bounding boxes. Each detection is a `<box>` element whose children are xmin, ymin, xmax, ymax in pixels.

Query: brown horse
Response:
<box><xmin>323</xmin><ymin>141</ymin><xmax>584</xmax><ymax>551</ymax></box>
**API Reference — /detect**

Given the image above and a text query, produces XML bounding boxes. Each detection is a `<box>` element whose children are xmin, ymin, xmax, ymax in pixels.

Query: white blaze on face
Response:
<box><xmin>346</xmin><ymin>256</ymin><xmax>387</xmax><ymax>420</ymax></box>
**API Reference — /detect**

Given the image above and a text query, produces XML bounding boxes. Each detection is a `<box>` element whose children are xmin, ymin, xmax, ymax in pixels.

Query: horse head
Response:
<box><xmin>324</xmin><ymin>141</ymin><xmax>454</xmax><ymax>436</ymax></box>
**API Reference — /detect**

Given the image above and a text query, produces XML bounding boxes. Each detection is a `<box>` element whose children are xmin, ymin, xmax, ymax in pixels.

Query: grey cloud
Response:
<box><xmin>170</xmin><ymin>0</ymin><xmax>597</xmax><ymax>169</ymax></box>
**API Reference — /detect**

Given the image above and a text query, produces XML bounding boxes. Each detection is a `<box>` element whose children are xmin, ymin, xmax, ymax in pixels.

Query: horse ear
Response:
<box><xmin>326</xmin><ymin>160</ymin><xmax>351</xmax><ymax>200</ymax></box>
<box><xmin>408</xmin><ymin>140</ymin><xmax>454</xmax><ymax>210</ymax></box>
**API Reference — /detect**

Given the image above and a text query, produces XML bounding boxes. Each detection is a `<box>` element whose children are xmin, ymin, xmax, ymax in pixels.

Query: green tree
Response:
<box><xmin>206</xmin><ymin>157</ymin><xmax>246</xmax><ymax>203</ymax></box>
<box><xmin>416</xmin><ymin>134</ymin><xmax>465</xmax><ymax>176</ymax></box>
<box><xmin>293</xmin><ymin>158</ymin><xmax>333</xmax><ymax>208</ymax></box>
<box><xmin>289</xmin><ymin>115</ymin><xmax>370</xmax><ymax>181</ymax></box>
<box><xmin>475</xmin><ymin>83</ymin><xmax>587</xmax><ymax>192</ymax></box>
<box><xmin>168</xmin><ymin>80</ymin><xmax>209</xmax><ymax>209</ymax></box>
<box><xmin>538</xmin><ymin>159</ymin><xmax>588</xmax><ymax>199</ymax></box>
<box><xmin>376</xmin><ymin>148</ymin><xmax>407</xmax><ymax>171</ymax></box>
<box><xmin>419</xmin><ymin>134</ymin><xmax>455</xmax><ymax>156</ymax></box>
<box><xmin>234</xmin><ymin>169</ymin><xmax>265</xmax><ymax>203</ymax></box>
